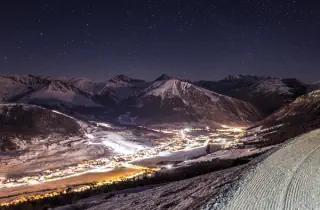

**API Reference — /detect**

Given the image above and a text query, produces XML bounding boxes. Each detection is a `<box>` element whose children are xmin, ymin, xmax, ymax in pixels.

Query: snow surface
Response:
<box><xmin>131</xmin><ymin>146</ymin><xmax>208</xmax><ymax>167</ymax></box>
<box><xmin>0</xmin><ymin>75</ymin><xmax>103</xmax><ymax>107</ymax></box>
<box><xmin>98</xmin><ymin>75</ymin><xmax>146</xmax><ymax>100</ymax></box>
<box><xmin>0</xmin><ymin>103</ymin><xmax>47</xmax><ymax>114</ymax></box>
<box><xmin>20</xmin><ymin>83</ymin><xmax>101</xmax><ymax>107</ymax></box>
<box><xmin>145</xmin><ymin>79</ymin><xmax>191</xmax><ymax>98</ymax></box>
<box><xmin>254</xmin><ymin>78</ymin><xmax>291</xmax><ymax>95</ymax></box>
<box><xmin>88</xmin><ymin>132</ymin><xmax>148</xmax><ymax>155</ymax></box>
<box><xmin>223</xmin><ymin>129</ymin><xmax>320</xmax><ymax>210</ymax></box>
<box><xmin>144</xmin><ymin>79</ymin><xmax>221</xmax><ymax>102</ymax></box>
<box><xmin>69</xmin><ymin>78</ymin><xmax>105</xmax><ymax>94</ymax></box>
<box><xmin>309</xmin><ymin>89</ymin><xmax>320</xmax><ymax>97</ymax></box>
<box><xmin>53</xmin><ymin>164</ymin><xmax>244</xmax><ymax>210</ymax></box>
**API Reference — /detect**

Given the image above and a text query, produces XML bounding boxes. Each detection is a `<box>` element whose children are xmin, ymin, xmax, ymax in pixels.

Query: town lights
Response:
<box><xmin>230</xmin><ymin>127</ymin><xmax>244</xmax><ymax>132</ymax></box>
<box><xmin>220</xmin><ymin>125</ymin><xmax>245</xmax><ymax>133</ymax></box>
<box><xmin>2</xmin><ymin>124</ymin><xmax>246</xmax><ymax>196</ymax></box>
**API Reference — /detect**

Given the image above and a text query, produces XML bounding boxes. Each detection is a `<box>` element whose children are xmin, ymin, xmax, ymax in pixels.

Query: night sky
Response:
<box><xmin>0</xmin><ymin>0</ymin><xmax>320</xmax><ymax>82</ymax></box>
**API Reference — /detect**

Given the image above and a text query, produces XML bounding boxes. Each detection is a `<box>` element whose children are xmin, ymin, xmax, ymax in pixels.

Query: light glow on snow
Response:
<box><xmin>184</xmin><ymin>127</ymin><xmax>192</xmax><ymax>132</ymax></box>
<box><xmin>85</xmin><ymin>133</ymin><xmax>95</xmax><ymax>139</ymax></box>
<box><xmin>220</xmin><ymin>125</ymin><xmax>245</xmax><ymax>133</ymax></box>
<box><xmin>165</xmin><ymin>164</ymin><xmax>173</xmax><ymax>169</ymax></box>
<box><xmin>180</xmin><ymin>129</ymin><xmax>186</xmax><ymax>139</ymax></box>
<box><xmin>102</xmin><ymin>133</ymin><xmax>147</xmax><ymax>155</ymax></box>
<box><xmin>158</xmin><ymin>151</ymin><xmax>172</xmax><ymax>156</ymax></box>
<box><xmin>96</xmin><ymin>122</ymin><xmax>112</xmax><ymax>128</ymax></box>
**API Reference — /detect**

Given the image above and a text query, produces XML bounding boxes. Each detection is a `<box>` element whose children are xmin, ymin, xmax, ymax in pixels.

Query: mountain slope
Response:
<box><xmin>310</xmin><ymin>81</ymin><xmax>320</xmax><ymax>91</ymax></box>
<box><xmin>117</xmin><ymin>78</ymin><xmax>262</xmax><ymax>126</ymax></box>
<box><xmin>0</xmin><ymin>75</ymin><xmax>104</xmax><ymax>111</ymax></box>
<box><xmin>0</xmin><ymin>104</ymin><xmax>83</xmax><ymax>151</ymax></box>
<box><xmin>0</xmin><ymin>104</ymin><xmax>115</xmax><ymax>179</ymax></box>
<box><xmin>245</xmin><ymin>90</ymin><xmax>320</xmax><ymax>146</ymax></box>
<box><xmin>196</xmin><ymin>75</ymin><xmax>308</xmax><ymax>116</ymax></box>
<box><xmin>69</xmin><ymin>77</ymin><xmax>106</xmax><ymax>95</ymax></box>
<box><xmin>263</xmin><ymin>90</ymin><xmax>320</xmax><ymax>128</ymax></box>
<box><xmin>98</xmin><ymin>75</ymin><xmax>147</xmax><ymax>103</ymax></box>
<box><xmin>18</xmin><ymin>80</ymin><xmax>101</xmax><ymax>108</ymax></box>
<box><xmin>0</xmin><ymin>75</ymin><xmax>43</xmax><ymax>102</ymax></box>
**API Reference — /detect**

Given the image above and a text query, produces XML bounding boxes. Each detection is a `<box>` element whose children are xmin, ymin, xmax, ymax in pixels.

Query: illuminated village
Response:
<box><xmin>0</xmin><ymin>124</ymin><xmax>245</xmax><ymax>207</ymax></box>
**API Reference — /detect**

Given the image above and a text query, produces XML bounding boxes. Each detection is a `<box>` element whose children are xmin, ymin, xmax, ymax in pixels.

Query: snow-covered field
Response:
<box><xmin>221</xmin><ymin>129</ymin><xmax>320</xmax><ymax>210</ymax></box>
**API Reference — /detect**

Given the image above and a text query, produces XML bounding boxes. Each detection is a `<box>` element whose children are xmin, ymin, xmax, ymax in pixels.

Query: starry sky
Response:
<box><xmin>0</xmin><ymin>0</ymin><xmax>320</xmax><ymax>82</ymax></box>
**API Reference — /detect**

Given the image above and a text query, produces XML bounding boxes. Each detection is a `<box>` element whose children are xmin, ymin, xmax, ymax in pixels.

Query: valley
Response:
<box><xmin>2</xmin><ymin>1</ymin><xmax>319</xmax><ymax>209</ymax></box>
<box><xmin>0</xmin><ymin>121</ymin><xmax>246</xmax><ymax>207</ymax></box>
<box><xmin>0</xmin><ymin>73</ymin><xmax>319</xmax><ymax>210</ymax></box>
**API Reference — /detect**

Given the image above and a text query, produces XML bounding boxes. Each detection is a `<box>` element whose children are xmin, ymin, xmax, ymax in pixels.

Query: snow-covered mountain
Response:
<box><xmin>0</xmin><ymin>73</ymin><xmax>312</xmax><ymax>127</ymax></box>
<box><xmin>0</xmin><ymin>104</ymin><xmax>84</xmax><ymax>151</ymax></box>
<box><xmin>263</xmin><ymin>90</ymin><xmax>320</xmax><ymax>127</ymax></box>
<box><xmin>0</xmin><ymin>75</ymin><xmax>42</xmax><ymax>102</ymax></box>
<box><xmin>18</xmin><ymin>79</ymin><xmax>101</xmax><ymax>108</ymax></box>
<box><xmin>0</xmin><ymin>104</ymin><xmax>114</xmax><ymax>178</ymax></box>
<box><xmin>0</xmin><ymin>75</ymin><xmax>103</xmax><ymax>109</ymax></box>
<box><xmin>0</xmin><ymin>74</ymin><xmax>149</xmax><ymax>120</ymax></box>
<box><xmin>98</xmin><ymin>74</ymin><xmax>147</xmax><ymax>102</ymax></box>
<box><xmin>68</xmin><ymin>77</ymin><xmax>106</xmax><ymax>95</ymax></box>
<box><xmin>249</xmin><ymin>90</ymin><xmax>320</xmax><ymax>146</ymax></box>
<box><xmin>196</xmin><ymin>75</ymin><xmax>308</xmax><ymax>116</ymax></box>
<box><xmin>117</xmin><ymin>77</ymin><xmax>262</xmax><ymax>126</ymax></box>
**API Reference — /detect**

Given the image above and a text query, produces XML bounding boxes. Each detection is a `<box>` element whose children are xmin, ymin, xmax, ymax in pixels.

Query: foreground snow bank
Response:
<box><xmin>221</xmin><ymin>129</ymin><xmax>320</xmax><ymax>210</ymax></box>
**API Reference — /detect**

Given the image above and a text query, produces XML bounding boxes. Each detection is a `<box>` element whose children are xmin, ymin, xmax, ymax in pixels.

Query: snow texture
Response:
<box><xmin>223</xmin><ymin>129</ymin><xmax>320</xmax><ymax>210</ymax></box>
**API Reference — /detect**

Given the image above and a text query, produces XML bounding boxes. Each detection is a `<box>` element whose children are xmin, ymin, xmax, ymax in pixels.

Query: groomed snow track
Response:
<box><xmin>223</xmin><ymin>129</ymin><xmax>320</xmax><ymax>210</ymax></box>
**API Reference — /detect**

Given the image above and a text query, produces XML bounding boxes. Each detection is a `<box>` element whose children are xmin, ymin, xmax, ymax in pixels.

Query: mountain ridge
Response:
<box><xmin>0</xmin><ymin>73</ymin><xmax>314</xmax><ymax>126</ymax></box>
<box><xmin>117</xmin><ymin>77</ymin><xmax>262</xmax><ymax>126</ymax></box>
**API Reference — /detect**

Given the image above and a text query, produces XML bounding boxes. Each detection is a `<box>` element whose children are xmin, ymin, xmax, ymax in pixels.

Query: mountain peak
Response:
<box><xmin>110</xmin><ymin>74</ymin><xmax>132</xmax><ymax>82</ymax></box>
<box><xmin>155</xmin><ymin>74</ymin><xmax>172</xmax><ymax>81</ymax></box>
<box><xmin>143</xmin><ymin>78</ymin><xmax>221</xmax><ymax>101</ymax></box>
<box><xmin>69</xmin><ymin>77</ymin><xmax>92</xmax><ymax>83</ymax></box>
<box><xmin>223</xmin><ymin>74</ymin><xmax>262</xmax><ymax>81</ymax></box>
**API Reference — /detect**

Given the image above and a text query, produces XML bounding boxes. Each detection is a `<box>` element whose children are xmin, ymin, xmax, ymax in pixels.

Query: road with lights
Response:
<box><xmin>0</xmin><ymin>166</ymin><xmax>153</xmax><ymax>207</ymax></box>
